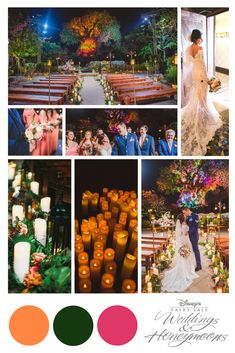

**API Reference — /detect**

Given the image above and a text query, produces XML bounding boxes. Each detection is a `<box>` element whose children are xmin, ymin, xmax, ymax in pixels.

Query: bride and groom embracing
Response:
<box><xmin>162</xmin><ymin>207</ymin><xmax>202</xmax><ymax>292</ymax></box>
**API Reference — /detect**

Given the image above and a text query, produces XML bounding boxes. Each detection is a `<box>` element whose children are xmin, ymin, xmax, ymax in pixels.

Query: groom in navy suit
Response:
<box><xmin>8</xmin><ymin>109</ymin><xmax>29</xmax><ymax>155</ymax></box>
<box><xmin>183</xmin><ymin>207</ymin><xmax>202</xmax><ymax>271</ymax></box>
<box><xmin>112</xmin><ymin>122</ymin><xmax>141</xmax><ymax>156</ymax></box>
<box><xmin>158</xmin><ymin>129</ymin><xmax>177</xmax><ymax>156</ymax></box>
<box><xmin>139</xmin><ymin>125</ymin><xmax>155</xmax><ymax>156</ymax></box>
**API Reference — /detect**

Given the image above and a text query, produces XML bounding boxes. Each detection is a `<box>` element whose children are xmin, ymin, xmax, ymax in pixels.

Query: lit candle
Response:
<box><xmin>12</xmin><ymin>205</ymin><xmax>24</xmax><ymax>225</ymax></box>
<box><xmin>93</xmin><ymin>250</ymin><xmax>104</xmax><ymax>265</ymax></box>
<box><xmin>79</xmin><ymin>279</ymin><xmax>92</xmax><ymax>293</ymax></box>
<box><xmin>103</xmin><ymin>187</ymin><xmax>108</xmax><ymax>196</ymax></box>
<box><xmin>147</xmin><ymin>282</ymin><xmax>152</xmax><ymax>293</ymax></box>
<box><xmin>90</xmin><ymin>259</ymin><xmax>101</xmax><ymax>283</ymax></box>
<box><xmin>13</xmin><ymin>242</ymin><xmax>30</xmax><ymax>282</ymax></box>
<box><xmin>121</xmin><ymin>279</ymin><xmax>136</xmax><ymax>293</ymax></box>
<box><xmin>111</xmin><ymin>207</ymin><xmax>119</xmax><ymax>219</ymax></box>
<box><xmin>78</xmin><ymin>252</ymin><xmax>89</xmax><ymax>266</ymax></box>
<box><xmin>129</xmin><ymin>208</ymin><xmax>138</xmax><ymax>220</ymax></box>
<box><xmin>40</xmin><ymin>197</ymin><xmax>51</xmax><ymax>213</ymax></box>
<box><xmin>75</xmin><ymin>220</ymin><xmax>79</xmax><ymax>235</ymax></box>
<box><xmin>100</xmin><ymin>225</ymin><xmax>109</xmax><ymax>238</ymax></box>
<box><xmin>82</xmin><ymin>230</ymin><xmax>91</xmax><ymax>251</ymax></box>
<box><xmin>8</xmin><ymin>163</ymin><xmax>16</xmax><ymax>180</ymax></box>
<box><xmin>101</xmin><ymin>202</ymin><xmax>109</xmax><ymax>213</ymax></box>
<box><xmin>78</xmin><ymin>265</ymin><xmax>90</xmax><ymax>279</ymax></box>
<box><xmin>30</xmin><ymin>181</ymin><xmax>39</xmax><ymax>195</ymax></box>
<box><xmin>101</xmin><ymin>273</ymin><xmax>114</xmax><ymax>292</ymax></box>
<box><xmin>91</xmin><ymin>229</ymin><xmax>100</xmax><ymax>243</ymax></box>
<box><xmin>94</xmin><ymin>241</ymin><xmax>104</xmax><ymax>251</ymax></box>
<box><xmin>91</xmin><ymin>197</ymin><xmax>99</xmax><ymax>212</ymax></box>
<box><xmin>128</xmin><ymin>226</ymin><xmax>138</xmax><ymax>253</ymax></box>
<box><xmin>104</xmin><ymin>248</ymin><xmax>115</xmax><ymax>264</ymax></box>
<box><xmin>115</xmin><ymin>231</ymin><xmax>128</xmax><ymax>262</ymax></box>
<box><xmin>96</xmin><ymin>213</ymin><xmax>104</xmax><ymax>222</ymax></box>
<box><xmin>34</xmin><ymin>218</ymin><xmax>47</xmax><ymax>246</ymax></box>
<box><xmin>75</xmin><ymin>242</ymin><xmax>84</xmax><ymax>254</ymax></box>
<box><xmin>105</xmin><ymin>261</ymin><xmax>117</xmax><ymax>277</ymax></box>
<box><xmin>128</xmin><ymin>219</ymin><xmax>138</xmax><ymax>235</ymax></box>
<box><xmin>120</xmin><ymin>253</ymin><xmax>137</xmax><ymax>280</ymax></box>
<box><xmin>110</xmin><ymin>193</ymin><xmax>118</xmax><ymax>209</ymax></box>
<box><xmin>75</xmin><ymin>234</ymin><xmax>82</xmax><ymax>243</ymax></box>
<box><xmin>82</xmin><ymin>197</ymin><xmax>88</xmax><ymax>215</ymax></box>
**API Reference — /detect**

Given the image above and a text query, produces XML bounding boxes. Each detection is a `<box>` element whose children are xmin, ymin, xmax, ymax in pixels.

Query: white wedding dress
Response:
<box><xmin>181</xmin><ymin>48</ymin><xmax>222</xmax><ymax>156</ymax></box>
<box><xmin>162</xmin><ymin>221</ymin><xmax>198</xmax><ymax>292</ymax></box>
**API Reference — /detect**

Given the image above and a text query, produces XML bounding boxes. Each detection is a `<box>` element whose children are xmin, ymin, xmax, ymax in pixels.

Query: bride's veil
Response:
<box><xmin>175</xmin><ymin>219</ymin><xmax>183</xmax><ymax>253</ymax></box>
<box><xmin>182</xmin><ymin>45</ymin><xmax>193</xmax><ymax>107</ymax></box>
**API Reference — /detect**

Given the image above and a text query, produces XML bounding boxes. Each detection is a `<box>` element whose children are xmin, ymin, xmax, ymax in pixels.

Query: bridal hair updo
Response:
<box><xmin>190</xmin><ymin>29</ymin><xmax>202</xmax><ymax>43</ymax></box>
<box><xmin>177</xmin><ymin>213</ymin><xmax>185</xmax><ymax>224</ymax></box>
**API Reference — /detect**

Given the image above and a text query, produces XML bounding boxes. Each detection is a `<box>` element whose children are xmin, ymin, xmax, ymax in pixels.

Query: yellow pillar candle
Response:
<box><xmin>115</xmin><ymin>231</ymin><xmax>128</xmax><ymax>262</ymax></box>
<box><xmin>120</xmin><ymin>253</ymin><xmax>137</xmax><ymax>280</ymax></box>
<box><xmin>82</xmin><ymin>197</ymin><xmax>88</xmax><ymax>215</ymax></box>
<box><xmin>75</xmin><ymin>234</ymin><xmax>82</xmax><ymax>243</ymax></box>
<box><xmin>105</xmin><ymin>261</ymin><xmax>117</xmax><ymax>277</ymax></box>
<box><xmin>75</xmin><ymin>242</ymin><xmax>84</xmax><ymax>255</ymax></box>
<box><xmin>130</xmin><ymin>191</ymin><xmax>137</xmax><ymax>199</ymax></box>
<box><xmin>81</xmin><ymin>223</ymin><xmax>89</xmax><ymax>233</ymax></box>
<box><xmin>93</xmin><ymin>250</ymin><xmax>104</xmax><ymax>265</ymax></box>
<box><xmin>78</xmin><ymin>265</ymin><xmax>90</xmax><ymax>279</ymax></box>
<box><xmin>104</xmin><ymin>248</ymin><xmax>115</xmax><ymax>264</ymax></box>
<box><xmin>98</xmin><ymin>220</ymin><xmax>107</xmax><ymax>228</ymax></box>
<box><xmin>129</xmin><ymin>208</ymin><xmax>138</xmax><ymax>220</ymax></box>
<box><xmin>111</xmin><ymin>207</ymin><xmax>119</xmax><ymax>219</ymax></box>
<box><xmin>134</xmin><ymin>247</ymin><xmax>138</xmax><ymax>258</ymax></box>
<box><xmin>89</xmin><ymin>221</ymin><xmax>97</xmax><ymax>232</ymax></box>
<box><xmin>107</xmin><ymin>191</ymin><xmax>113</xmax><ymax>203</ymax></box>
<box><xmin>100</xmin><ymin>225</ymin><xmax>109</xmax><ymax>238</ymax></box>
<box><xmin>94</xmin><ymin>241</ymin><xmax>104</xmax><ymax>251</ymax></box>
<box><xmin>96</xmin><ymin>213</ymin><xmax>104</xmax><ymax>222</ymax></box>
<box><xmin>121</xmin><ymin>203</ymin><xmax>130</xmax><ymax>215</ymax></box>
<box><xmin>121</xmin><ymin>279</ymin><xmax>136</xmax><ymax>293</ymax></box>
<box><xmin>128</xmin><ymin>219</ymin><xmax>138</xmax><ymax>235</ymax></box>
<box><xmin>96</xmin><ymin>235</ymin><xmax>107</xmax><ymax>248</ymax></box>
<box><xmin>91</xmin><ymin>228</ymin><xmax>100</xmax><ymax>243</ymax></box>
<box><xmin>90</xmin><ymin>259</ymin><xmax>101</xmax><ymax>283</ymax></box>
<box><xmin>91</xmin><ymin>197</ymin><xmax>99</xmax><ymax>212</ymax></box>
<box><xmin>89</xmin><ymin>216</ymin><xmax>97</xmax><ymax>223</ymax></box>
<box><xmin>128</xmin><ymin>226</ymin><xmax>138</xmax><ymax>254</ymax></box>
<box><xmin>74</xmin><ymin>220</ymin><xmax>79</xmax><ymax>235</ymax></box>
<box><xmin>114</xmin><ymin>224</ymin><xmax>123</xmax><ymax>232</ymax></box>
<box><xmin>81</xmin><ymin>230</ymin><xmax>91</xmax><ymax>251</ymax></box>
<box><xmin>103</xmin><ymin>187</ymin><xmax>108</xmax><ymax>196</ymax></box>
<box><xmin>119</xmin><ymin>217</ymin><xmax>127</xmax><ymax>228</ymax></box>
<box><xmin>101</xmin><ymin>202</ymin><xmax>109</xmax><ymax>213</ymax></box>
<box><xmin>79</xmin><ymin>279</ymin><xmax>92</xmax><ymax>293</ymax></box>
<box><xmin>104</xmin><ymin>211</ymin><xmax>112</xmax><ymax>221</ymax></box>
<box><xmin>78</xmin><ymin>252</ymin><xmax>89</xmax><ymax>266</ymax></box>
<box><xmin>110</xmin><ymin>194</ymin><xmax>119</xmax><ymax>209</ymax></box>
<box><xmin>101</xmin><ymin>273</ymin><xmax>114</xmax><ymax>292</ymax></box>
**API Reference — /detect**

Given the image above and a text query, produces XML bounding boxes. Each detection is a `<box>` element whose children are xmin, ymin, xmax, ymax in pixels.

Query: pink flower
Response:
<box><xmin>32</xmin><ymin>252</ymin><xmax>46</xmax><ymax>265</ymax></box>
<box><xmin>19</xmin><ymin>223</ymin><xmax>28</xmax><ymax>235</ymax></box>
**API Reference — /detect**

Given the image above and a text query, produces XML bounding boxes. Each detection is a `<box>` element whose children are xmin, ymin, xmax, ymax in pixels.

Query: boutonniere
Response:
<box><xmin>145</xmin><ymin>138</ymin><xmax>149</xmax><ymax>143</ymax></box>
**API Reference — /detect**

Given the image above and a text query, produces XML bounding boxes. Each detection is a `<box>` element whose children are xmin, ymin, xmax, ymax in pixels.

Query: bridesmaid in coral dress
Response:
<box><xmin>66</xmin><ymin>131</ymin><xmax>79</xmax><ymax>156</ymax></box>
<box><xmin>39</xmin><ymin>109</ymin><xmax>50</xmax><ymax>155</ymax></box>
<box><xmin>78</xmin><ymin>130</ymin><xmax>94</xmax><ymax>156</ymax></box>
<box><xmin>48</xmin><ymin>109</ymin><xmax>60</xmax><ymax>154</ymax></box>
<box><xmin>22</xmin><ymin>109</ymin><xmax>41</xmax><ymax>155</ymax></box>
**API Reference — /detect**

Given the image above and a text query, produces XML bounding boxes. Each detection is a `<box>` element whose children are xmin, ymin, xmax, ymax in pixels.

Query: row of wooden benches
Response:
<box><xmin>141</xmin><ymin>234</ymin><xmax>170</xmax><ymax>267</ymax></box>
<box><xmin>8</xmin><ymin>74</ymin><xmax>78</xmax><ymax>105</ymax></box>
<box><xmin>106</xmin><ymin>74</ymin><xmax>177</xmax><ymax>105</ymax></box>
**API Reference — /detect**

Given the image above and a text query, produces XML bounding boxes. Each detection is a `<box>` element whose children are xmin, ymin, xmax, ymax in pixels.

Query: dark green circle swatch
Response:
<box><xmin>53</xmin><ymin>306</ymin><xmax>93</xmax><ymax>346</ymax></box>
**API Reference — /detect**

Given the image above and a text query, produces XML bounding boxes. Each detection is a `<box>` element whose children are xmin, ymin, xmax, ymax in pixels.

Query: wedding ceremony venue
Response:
<box><xmin>141</xmin><ymin>159</ymin><xmax>229</xmax><ymax>294</ymax></box>
<box><xmin>181</xmin><ymin>7</ymin><xmax>229</xmax><ymax>156</ymax></box>
<box><xmin>75</xmin><ymin>160</ymin><xmax>138</xmax><ymax>293</ymax></box>
<box><xmin>8</xmin><ymin>7</ymin><xmax>177</xmax><ymax>105</ymax></box>
<box><xmin>8</xmin><ymin>160</ymin><xmax>71</xmax><ymax>293</ymax></box>
<box><xmin>66</xmin><ymin>108</ymin><xmax>177</xmax><ymax>156</ymax></box>
<box><xmin>8</xmin><ymin>108</ymin><xmax>63</xmax><ymax>156</ymax></box>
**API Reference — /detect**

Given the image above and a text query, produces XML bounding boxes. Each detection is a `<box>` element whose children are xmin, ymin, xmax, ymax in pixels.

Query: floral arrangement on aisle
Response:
<box><xmin>8</xmin><ymin>162</ymin><xmax>71</xmax><ymax>293</ymax></box>
<box><xmin>70</xmin><ymin>77</ymin><xmax>83</xmax><ymax>104</ymax></box>
<box><xmin>100</xmin><ymin>77</ymin><xmax>116</xmax><ymax>105</ymax></box>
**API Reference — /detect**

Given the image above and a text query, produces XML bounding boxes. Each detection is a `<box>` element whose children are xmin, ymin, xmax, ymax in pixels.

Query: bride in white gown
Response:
<box><xmin>162</xmin><ymin>214</ymin><xmax>198</xmax><ymax>292</ymax></box>
<box><xmin>181</xmin><ymin>29</ymin><xmax>222</xmax><ymax>156</ymax></box>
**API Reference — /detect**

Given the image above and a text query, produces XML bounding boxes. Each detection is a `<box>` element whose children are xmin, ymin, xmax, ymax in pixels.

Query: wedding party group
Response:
<box><xmin>66</xmin><ymin>124</ymin><xmax>177</xmax><ymax>156</ymax></box>
<box><xmin>8</xmin><ymin>108</ymin><xmax>62</xmax><ymax>156</ymax></box>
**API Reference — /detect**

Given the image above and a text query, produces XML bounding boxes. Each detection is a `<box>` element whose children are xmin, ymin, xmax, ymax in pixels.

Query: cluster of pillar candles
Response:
<box><xmin>75</xmin><ymin>187</ymin><xmax>138</xmax><ymax>293</ymax></box>
<box><xmin>9</xmin><ymin>162</ymin><xmax>51</xmax><ymax>283</ymax></box>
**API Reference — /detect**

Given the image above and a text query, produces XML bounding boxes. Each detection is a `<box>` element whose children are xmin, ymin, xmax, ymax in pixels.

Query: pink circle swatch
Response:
<box><xmin>97</xmin><ymin>305</ymin><xmax>137</xmax><ymax>345</ymax></box>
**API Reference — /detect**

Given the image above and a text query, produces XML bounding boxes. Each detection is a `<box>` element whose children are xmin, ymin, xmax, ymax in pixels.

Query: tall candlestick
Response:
<box><xmin>121</xmin><ymin>279</ymin><xmax>136</xmax><ymax>293</ymax></box>
<box><xmin>12</xmin><ymin>205</ymin><xmax>24</xmax><ymax>225</ymax></box>
<box><xmin>13</xmin><ymin>242</ymin><xmax>30</xmax><ymax>282</ymax></box>
<box><xmin>79</xmin><ymin>279</ymin><xmax>92</xmax><ymax>293</ymax></box>
<box><xmin>40</xmin><ymin>197</ymin><xmax>51</xmax><ymax>213</ymax></box>
<box><xmin>90</xmin><ymin>259</ymin><xmax>101</xmax><ymax>283</ymax></box>
<box><xmin>34</xmin><ymin>218</ymin><xmax>47</xmax><ymax>246</ymax></box>
<box><xmin>30</xmin><ymin>181</ymin><xmax>39</xmax><ymax>195</ymax></box>
<box><xmin>115</xmin><ymin>231</ymin><xmax>128</xmax><ymax>262</ymax></box>
<box><xmin>120</xmin><ymin>253</ymin><xmax>137</xmax><ymax>280</ymax></box>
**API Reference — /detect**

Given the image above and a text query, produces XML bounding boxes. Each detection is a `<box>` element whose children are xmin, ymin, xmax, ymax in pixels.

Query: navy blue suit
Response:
<box><xmin>112</xmin><ymin>133</ymin><xmax>141</xmax><ymax>156</ymax></box>
<box><xmin>8</xmin><ymin>109</ymin><xmax>29</xmax><ymax>155</ymax></box>
<box><xmin>158</xmin><ymin>139</ymin><xmax>177</xmax><ymax>156</ymax></box>
<box><xmin>139</xmin><ymin>134</ymin><xmax>155</xmax><ymax>156</ymax></box>
<box><xmin>187</xmin><ymin>212</ymin><xmax>201</xmax><ymax>268</ymax></box>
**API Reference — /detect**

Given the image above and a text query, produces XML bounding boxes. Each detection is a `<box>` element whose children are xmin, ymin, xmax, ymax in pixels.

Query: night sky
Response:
<box><xmin>9</xmin><ymin>7</ymin><xmax>158</xmax><ymax>37</ymax></box>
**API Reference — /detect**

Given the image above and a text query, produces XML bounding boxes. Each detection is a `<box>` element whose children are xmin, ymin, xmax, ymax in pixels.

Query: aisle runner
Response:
<box><xmin>80</xmin><ymin>76</ymin><xmax>105</xmax><ymax>105</ymax></box>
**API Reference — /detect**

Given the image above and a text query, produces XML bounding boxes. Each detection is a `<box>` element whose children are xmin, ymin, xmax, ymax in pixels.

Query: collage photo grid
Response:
<box><xmin>4</xmin><ymin>1</ymin><xmax>231</xmax><ymax>350</ymax></box>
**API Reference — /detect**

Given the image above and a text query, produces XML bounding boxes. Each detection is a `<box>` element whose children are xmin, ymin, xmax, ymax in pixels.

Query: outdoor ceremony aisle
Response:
<box><xmin>80</xmin><ymin>76</ymin><xmax>105</xmax><ymax>105</ymax></box>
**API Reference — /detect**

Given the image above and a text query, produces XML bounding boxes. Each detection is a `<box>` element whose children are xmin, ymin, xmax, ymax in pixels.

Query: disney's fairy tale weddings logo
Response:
<box><xmin>144</xmin><ymin>299</ymin><xmax>228</xmax><ymax>347</ymax></box>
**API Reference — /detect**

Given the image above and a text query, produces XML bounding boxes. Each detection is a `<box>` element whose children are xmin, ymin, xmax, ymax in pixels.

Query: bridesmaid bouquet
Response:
<box><xmin>25</xmin><ymin>123</ymin><xmax>43</xmax><ymax>143</ymax></box>
<box><xmin>178</xmin><ymin>245</ymin><xmax>191</xmax><ymax>258</ymax></box>
<box><xmin>208</xmin><ymin>76</ymin><xmax>221</xmax><ymax>93</ymax></box>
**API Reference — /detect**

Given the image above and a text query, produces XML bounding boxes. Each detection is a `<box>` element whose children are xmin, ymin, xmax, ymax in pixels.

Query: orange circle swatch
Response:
<box><xmin>9</xmin><ymin>305</ymin><xmax>49</xmax><ymax>345</ymax></box>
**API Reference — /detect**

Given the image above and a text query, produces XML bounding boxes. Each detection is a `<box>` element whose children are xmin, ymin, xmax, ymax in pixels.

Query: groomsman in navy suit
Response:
<box><xmin>8</xmin><ymin>109</ymin><xmax>29</xmax><ymax>155</ymax></box>
<box><xmin>157</xmin><ymin>129</ymin><xmax>178</xmax><ymax>156</ymax></box>
<box><xmin>139</xmin><ymin>125</ymin><xmax>155</xmax><ymax>156</ymax></box>
<box><xmin>112</xmin><ymin>122</ymin><xmax>141</xmax><ymax>156</ymax></box>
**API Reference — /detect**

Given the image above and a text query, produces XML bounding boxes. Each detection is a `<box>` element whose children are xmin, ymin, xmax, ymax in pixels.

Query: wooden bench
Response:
<box><xmin>22</xmin><ymin>83</ymin><xmax>70</xmax><ymax>91</ymax></box>
<box><xmin>8</xmin><ymin>94</ymin><xmax>64</xmax><ymax>105</ymax></box>
<box><xmin>118</xmin><ymin>87</ymin><xmax>177</xmax><ymax>104</ymax></box>
<box><xmin>109</xmin><ymin>78</ymin><xmax>146</xmax><ymax>85</ymax></box>
<box><xmin>9</xmin><ymin>87</ymin><xmax>67</xmax><ymax>98</ymax></box>
<box><xmin>115</xmin><ymin>84</ymin><xmax>164</xmax><ymax>95</ymax></box>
